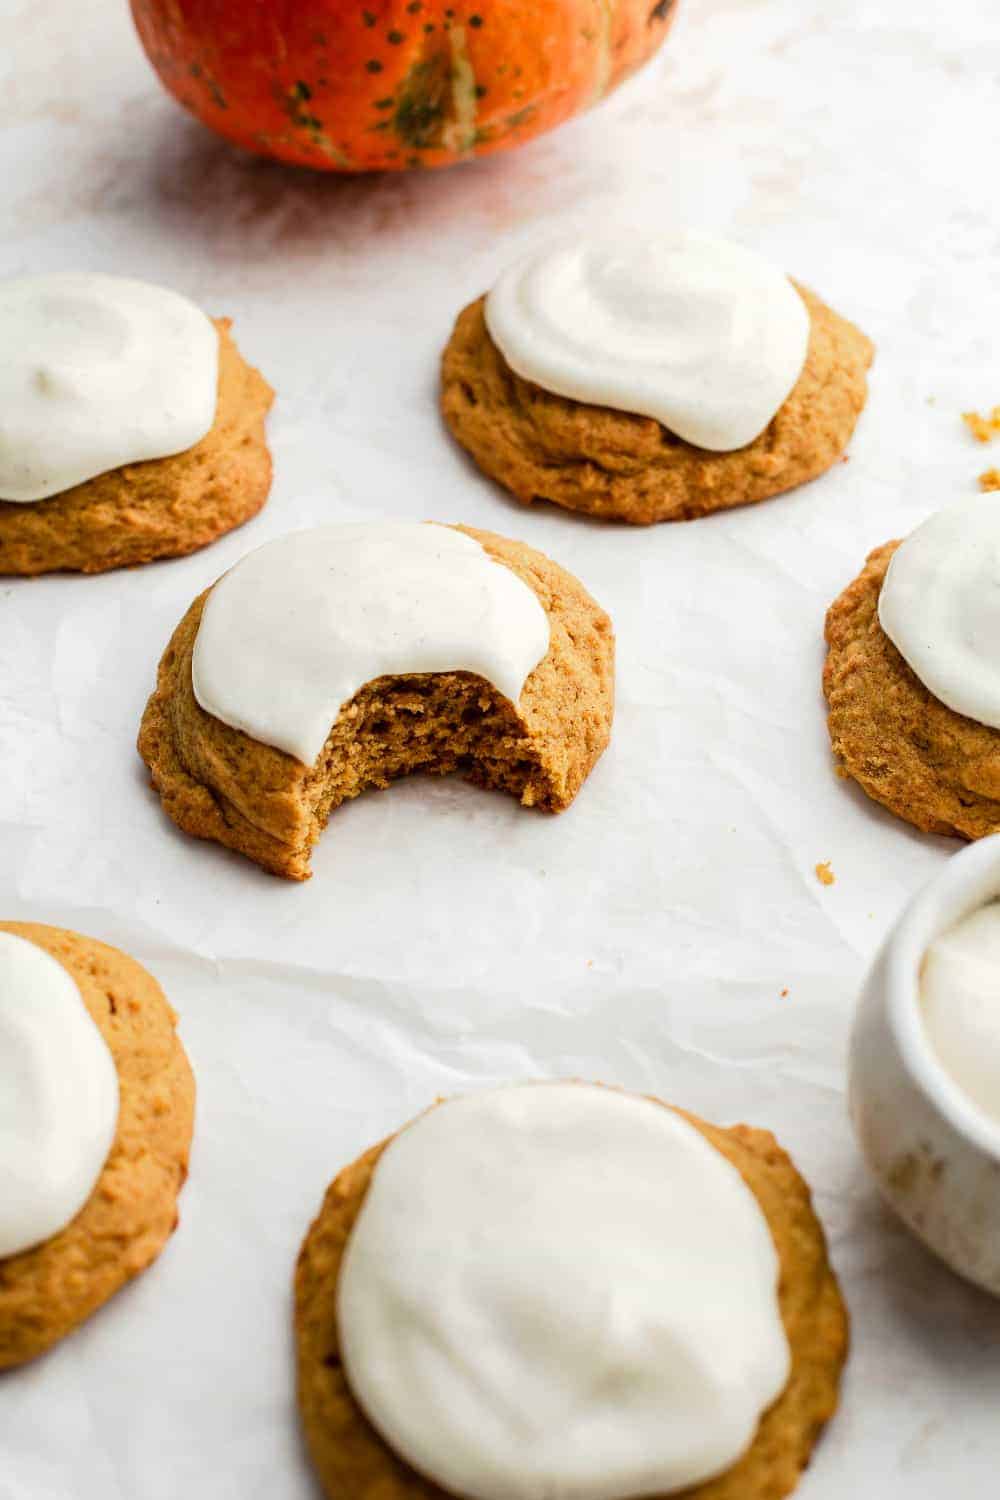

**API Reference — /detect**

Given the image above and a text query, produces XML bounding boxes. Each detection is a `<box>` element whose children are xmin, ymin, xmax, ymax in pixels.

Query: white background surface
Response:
<box><xmin>2</xmin><ymin>0</ymin><xmax>1000</xmax><ymax>1495</ymax></box>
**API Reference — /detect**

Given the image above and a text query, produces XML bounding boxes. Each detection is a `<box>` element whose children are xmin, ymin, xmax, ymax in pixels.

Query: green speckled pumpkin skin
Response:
<box><xmin>130</xmin><ymin>0</ymin><xmax>680</xmax><ymax>172</ymax></box>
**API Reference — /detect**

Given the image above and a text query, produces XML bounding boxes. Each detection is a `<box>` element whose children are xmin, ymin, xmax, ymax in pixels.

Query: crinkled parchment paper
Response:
<box><xmin>2</xmin><ymin>1</ymin><xmax>1000</xmax><ymax>1495</ymax></box>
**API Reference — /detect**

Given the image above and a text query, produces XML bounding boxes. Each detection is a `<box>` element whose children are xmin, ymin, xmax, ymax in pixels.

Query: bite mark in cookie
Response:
<box><xmin>138</xmin><ymin>524</ymin><xmax>614</xmax><ymax>879</ymax></box>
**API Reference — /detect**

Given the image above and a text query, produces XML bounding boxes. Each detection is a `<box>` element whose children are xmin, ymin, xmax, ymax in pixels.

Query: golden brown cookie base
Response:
<box><xmin>294</xmin><ymin>1092</ymin><xmax>848</xmax><ymax>1500</ymax></box>
<box><xmin>440</xmin><ymin>286</ymin><xmax>873</xmax><ymax>525</ymax></box>
<box><xmin>825</xmin><ymin>540</ymin><xmax>1000</xmax><ymax>838</ymax></box>
<box><xmin>137</xmin><ymin>526</ymin><xmax>615</xmax><ymax>880</ymax></box>
<box><xmin>0</xmin><ymin>923</ymin><xmax>195</xmax><ymax>1368</ymax></box>
<box><xmin>0</xmin><ymin>319</ymin><xmax>274</xmax><ymax>575</ymax></box>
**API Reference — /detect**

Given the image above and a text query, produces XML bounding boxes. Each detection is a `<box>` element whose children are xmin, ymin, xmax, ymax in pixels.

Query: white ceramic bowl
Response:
<box><xmin>850</xmin><ymin>836</ymin><xmax>1000</xmax><ymax>1295</ymax></box>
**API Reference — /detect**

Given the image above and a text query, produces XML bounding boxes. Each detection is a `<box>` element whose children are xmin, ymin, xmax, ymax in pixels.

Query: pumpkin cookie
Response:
<box><xmin>441</xmin><ymin>235</ymin><xmax>872</xmax><ymax>525</ymax></box>
<box><xmin>295</xmin><ymin>1083</ymin><xmax>847</xmax><ymax>1500</ymax></box>
<box><xmin>0</xmin><ymin>922</ymin><xmax>194</xmax><ymax>1369</ymax></box>
<box><xmin>825</xmin><ymin>498</ymin><xmax>1000</xmax><ymax>837</ymax></box>
<box><xmin>0</xmin><ymin>273</ymin><xmax>273</xmax><ymax>575</ymax></box>
<box><xmin>138</xmin><ymin>523</ymin><xmax>614</xmax><ymax>880</ymax></box>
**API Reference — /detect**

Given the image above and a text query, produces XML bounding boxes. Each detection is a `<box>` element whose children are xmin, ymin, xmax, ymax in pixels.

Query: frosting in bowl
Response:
<box><xmin>879</xmin><ymin>495</ymin><xmax>1000</xmax><ymax>730</ymax></box>
<box><xmin>0</xmin><ymin>272</ymin><xmax>218</xmax><ymax>502</ymax></box>
<box><xmin>921</xmin><ymin>899</ymin><xmax>1000</xmax><ymax>1129</ymax></box>
<box><xmin>192</xmin><ymin>523</ymin><xmax>551</xmax><ymax>766</ymax></box>
<box><xmin>484</xmin><ymin>232</ymin><xmax>810</xmax><ymax>451</ymax></box>
<box><xmin>337</xmin><ymin>1082</ymin><xmax>790</xmax><ymax>1500</ymax></box>
<box><xmin>0</xmin><ymin>932</ymin><xmax>119</xmax><ymax>1258</ymax></box>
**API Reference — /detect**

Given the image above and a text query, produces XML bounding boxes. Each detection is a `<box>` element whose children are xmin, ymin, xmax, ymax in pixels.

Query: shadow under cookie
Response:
<box><xmin>825</xmin><ymin>539</ymin><xmax>1000</xmax><ymax>838</ymax></box>
<box><xmin>0</xmin><ymin>318</ymin><xmax>273</xmax><ymax>576</ymax></box>
<box><xmin>441</xmin><ymin>285</ymin><xmax>873</xmax><ymax>526</ymax></box>
<box><xmin>137</xmin><ymin>526</ymin><xmax>615</xmax><ymax>880</ymax></box>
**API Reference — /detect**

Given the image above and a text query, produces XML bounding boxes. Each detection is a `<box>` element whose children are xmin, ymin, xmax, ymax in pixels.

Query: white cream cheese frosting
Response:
<box><xmin>921</xmin><ymin>901</ymin><xmax>1000</xmax><ymax>1128</ymax></box>
<box><xmin>0</xmin><ymin>272</ymin><xmax>218</xmax><ymax>502</ymax></box>
<box><xmin>192</xmin><ymin>522</ymin><xmax>551</xmax><ymax>766</ymax></box>
<box><xmin>484</xmin><ymin>231</ymin><xmax>810</xmax><ymax>451</ymax></box>
<box><xmin>878</xmin><ymin>496</ymin><xmax>1000</xmax><ymax>731</ymax></box>
<box><xmin>337</xmin><ymin>1082</ymin><xmax>791</xmax><ymax>1500</ymax></box>
<box><xmin>0</xmin><ymin>932</ymin><xmax>119</xmax><ymax>1259</ymax></box>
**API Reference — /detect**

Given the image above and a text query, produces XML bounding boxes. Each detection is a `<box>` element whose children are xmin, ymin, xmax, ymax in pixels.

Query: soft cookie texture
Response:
<box><xmin>138</xmin><ymin>526</ymin><xmax>614</xmax><ymax>881</ymax></box>
<box><xmin>0</xmin><ymin>319</ymin><xmax>273</xmax><ymax>575</ymax></box>
<box><xmin>0</xmin><ymin>923</ymin><xmax>194</xmax><ymax>1368</ymax></box>
<box><xmin>441</xmin><ymin>285</ymin><xmax>873</xmax><ymax>525</ymax></box>
<box><xmin>295</xmin><ymin>1094</ymin><xmax>848</xmax><ymax>1500</ymax></box>
<box><xmin>825</xmin><ymin>539</ymin><xmax>1000</xmax><ymax>838</ymax></box>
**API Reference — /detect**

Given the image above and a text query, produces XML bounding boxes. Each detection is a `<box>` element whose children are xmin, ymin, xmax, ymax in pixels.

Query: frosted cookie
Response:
<box><xmin>825</xmin><ymin>495</ymin><xmax>1000</xmax><ymax>838</ymax></box>
<box><xmin>295</xmin><ymin>1082</ymin><xmax>847</xmax><ymax>1500</ymax></box>
<box><xmin>0</xmin><ymin>273</ymin><xmax>273</xmax><ymax>575</ymax></box>
<box><xmin>441</xmin><ymin>232</ymin><xmax>873</xmax><ymax>525</ymax></box>
<box><xmin>0</xmin><ymin>922</ymin><xmax>194</xmax><ymax>1368</ymax></box>
<box><xmin>138</xmin><ymin>521</ymin><xmax>614</xmax><ymax>880</ymax></box>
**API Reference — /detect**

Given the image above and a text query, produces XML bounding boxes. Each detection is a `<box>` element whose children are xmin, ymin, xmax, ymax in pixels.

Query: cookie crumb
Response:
<box><xmin>963</xmin><ymin>407</ymin><xmax>1000</xmax><ymax>443</ymax></box>
<box><xmin>780</xmin><ymin>987</ymin><xmax>789</xmax><ymax>998</ymax></box>
<box><xmin>815</xmin><ymin>861</ymin><xmax>836</xmax><ymax>887</ymax></box>
<box><xmin>979</xmin><ymin>468</ymin><xmax>1000</xmax><ymax>493</ymax></box>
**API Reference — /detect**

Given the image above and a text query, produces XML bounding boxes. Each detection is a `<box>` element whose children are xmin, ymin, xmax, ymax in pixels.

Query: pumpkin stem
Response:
<box><xmin>440</xmin><ymin>25</ymin><xmax>479</xmax><ymax>156</ymax></box>
<box><xmin>393</xmin><ymin>26</ymin><xmax>479</xmax><ymax>158</ymax></box>
<box><xmin>590</xmin><ymin>0</ymin><xmax>615</xmax><ymax>103</ymax></box>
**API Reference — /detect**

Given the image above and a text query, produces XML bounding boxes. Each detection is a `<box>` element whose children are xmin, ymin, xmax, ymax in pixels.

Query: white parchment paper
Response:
<box><xmin>2</xmin><ymin>0</ymin><xmax>1000</xmax><ymax>1495</ymax></box>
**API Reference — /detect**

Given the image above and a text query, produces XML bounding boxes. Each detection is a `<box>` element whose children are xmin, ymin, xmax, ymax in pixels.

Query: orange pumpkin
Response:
<box><xmin>130</xmin><ymin>0</ymin><xmax>679</xmax><ymax>173</ymax></box>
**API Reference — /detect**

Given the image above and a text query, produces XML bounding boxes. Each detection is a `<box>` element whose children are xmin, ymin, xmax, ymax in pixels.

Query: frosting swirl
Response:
<box><xmin>337</xmin><ymin>1083</ymin><xmax>790</xmax><ymax>1500</ymax></box>
<box><xmin>485</xmin><ymin>232</ymin><xmax>810</xmax><ymax>450</ymax></box>
<box><xmin>0</xmin><ymin>273</ymin><xmax>218</xmax><ymax>502</ymax></box>
<box><xmin>0</xmin><ymin>932</ymin><xmax>119</xmax><ymax>1258</ymax></box>
<box><xmin>192</xmin><ymin>523</ymin><xmax>551</xmax><ymax>766</ymax></box>
<box><xmin>879</xmin><ymin>496</ymin><xmax>1000</xmax><ymax>729</ymax></box>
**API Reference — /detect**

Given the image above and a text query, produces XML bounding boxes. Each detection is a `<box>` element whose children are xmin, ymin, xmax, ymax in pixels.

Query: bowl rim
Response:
<box><xmin>885</xmin><ymin>835</ymin><xmax>1000</xmax><ymax>1163</ymax></box>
